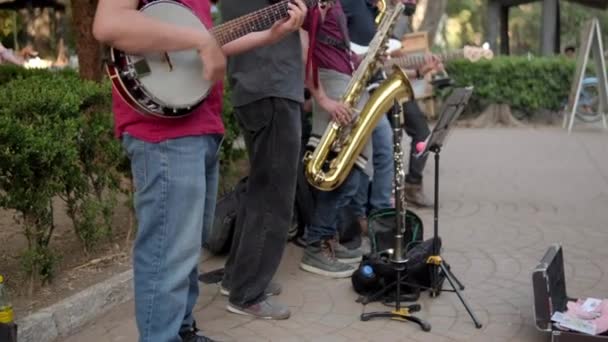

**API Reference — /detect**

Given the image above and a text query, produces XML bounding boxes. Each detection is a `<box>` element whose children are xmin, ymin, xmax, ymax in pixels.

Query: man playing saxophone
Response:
<box><xmin>299</xmin><ymin>0</ymin><xmax>368</xmax><ymax>278</ymax></box>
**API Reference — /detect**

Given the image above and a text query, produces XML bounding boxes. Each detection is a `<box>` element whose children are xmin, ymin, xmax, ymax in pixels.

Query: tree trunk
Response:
<box><xmin>465</xmin><ymin>104</ymin><xmax>525</xmax><ymax>128</ymax></box>
<box><xmin>71</xmin><ymin>0</ymin><xmax>103</xmax><ymax>82</ymax></box>
<box><xmin>411</xmin><ymin>0</ymin><xmax>447</xmax><ymax>46</ymax></box>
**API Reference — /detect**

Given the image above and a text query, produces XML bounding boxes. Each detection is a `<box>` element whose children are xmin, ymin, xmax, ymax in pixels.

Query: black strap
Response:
<box><xmin>315</xmin><ymin>5</ymin><xmax>351</xmax><ymax>52</ymax></box>
<box><xmin>316</xmin><ymin>33</ymin><xmax>350</xmax><ymax>51</ymax></box>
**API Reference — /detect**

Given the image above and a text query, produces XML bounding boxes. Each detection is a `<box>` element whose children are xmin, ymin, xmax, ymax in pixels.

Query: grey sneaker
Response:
<box><xmin>220</xmin><ymin>282</ymin><xmax>282</xmax><ymax>297</ymax></box>
<box><xmin>299</xmin><ymin>240</ymin><xmax>356</xmax><ymax>278</ymax></box>
<box><xmin>330</xmin><ymin>239</ymin><xmax>363</xmax><ymax>264</ymax></box>
<box><xmin>226</xmin><ymin>298</ymin><xmax>291</xmax><ymax>320</ymax></box>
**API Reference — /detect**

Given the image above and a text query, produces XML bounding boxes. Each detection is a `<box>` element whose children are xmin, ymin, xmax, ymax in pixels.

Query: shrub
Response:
<box><xmin>61</xmin><ymin>80</ymin><xmax>125</xmax><ymax>253</ymax></box>
<box><xmin>0</xmin><ymin>73</ymin><xmax>81</xmax><ymax>285</ymax></box>
<box><xmin>0</xmin><ymin>64</ymin><xmax>78</xmax><ymax>86</ymax></box>
<box><xmin>445</xmin><ymin>56</ymin><xmax>578</xmax><ymax>116</ymax></box>
<box><xmin>218</xmin><ymin>81</ymin><xmax>245</xmax><ymax>185</ymax></box>
<box><xmin>0</xmin><ymin>65</ymin><xmax>247</xmax><ymax>287</ymax></box>
<box><xmin>0</xmin><ymin>69</ymin><xmax>123</xmax><ymax>286</ymax></box>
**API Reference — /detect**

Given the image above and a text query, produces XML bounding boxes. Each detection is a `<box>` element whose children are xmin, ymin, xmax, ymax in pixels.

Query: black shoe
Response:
<box><xmin>179</xmin><ymin>323</ymin><xmax>215</xmax><ymax>342</ymax></box>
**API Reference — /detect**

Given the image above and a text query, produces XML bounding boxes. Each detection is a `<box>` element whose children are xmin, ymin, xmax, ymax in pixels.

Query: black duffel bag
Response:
<box><xmin>351</xmin><ymin>237</ymin><xmax>444</xmax><ymax>303</ymax></box>
<box><xmin>204</xmin><ymin>177</ymin><xmax>248</xmax><ymax>255</ymax></box>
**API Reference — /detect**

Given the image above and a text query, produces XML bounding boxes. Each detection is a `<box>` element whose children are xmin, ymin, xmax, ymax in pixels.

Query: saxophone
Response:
<box><xmin>304</xmin><ymin>2</ymin><xmax>415</xmax><ymax>191</ymax></box>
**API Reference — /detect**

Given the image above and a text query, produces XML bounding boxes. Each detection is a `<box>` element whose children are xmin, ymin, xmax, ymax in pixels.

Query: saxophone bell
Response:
<box><xmin>304</xmin><ymin>65</ymin><xmax>414</xmax><ymax>191</ymax></box>
<box><xmin>304</xmin><ymin>3</ymin><xmax>410</xmax><ymax>192</ymax></box>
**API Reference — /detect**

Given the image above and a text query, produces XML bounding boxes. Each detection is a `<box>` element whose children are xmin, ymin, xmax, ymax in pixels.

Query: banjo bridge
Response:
<box><xmin>161</xmin><ymin>52</ymin><xmax>174</xmax><ymax>72</ymax></box>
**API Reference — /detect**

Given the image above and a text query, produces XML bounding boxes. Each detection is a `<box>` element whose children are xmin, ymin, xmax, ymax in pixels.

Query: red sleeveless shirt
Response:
<box><xmin>112</xmin><ymin>0</ymin><xmax>224</xmax><ymax>142</ymax></box>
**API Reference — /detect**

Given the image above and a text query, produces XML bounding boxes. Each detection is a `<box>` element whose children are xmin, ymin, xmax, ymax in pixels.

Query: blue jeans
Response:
<box><xmin>122</xmin><ymin>133</ymin><xmax>221</xmax><ymax>342</ymax></box>
<box><xmin>307</xmin><ymin>167</ymin><xmax>365</xmax><ymax>243</ymax></box>
<box><xmin>353</xmin><ymin>114</ymin><xmax>394</xmax><ymax>217</ymax></box>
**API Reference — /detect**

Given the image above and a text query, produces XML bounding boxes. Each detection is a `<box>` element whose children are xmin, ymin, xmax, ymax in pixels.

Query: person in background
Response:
<box><xmin>299</xmin><ymin>0</ymin><xmax>370</xmax><ymax>279</ymax></box>
<box><xmin>0</xmin><ymin>43</ymin><xmax>24</xmax><ymax>66</ymax></box>
<box><xmin>342</xmin><ymin>0</ymin><xmax>441</xmax><ymax>230</ymax></box>
<box><xmin>564</xmin><ymin>45</ymin><xmax>576</xmax><ymax>59</ymax></box>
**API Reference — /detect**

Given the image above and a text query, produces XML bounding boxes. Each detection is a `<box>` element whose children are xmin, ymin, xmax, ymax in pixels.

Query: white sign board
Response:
<box><xmin>563</xmin><ymin>18</ymin><xmax>608</xmax><ymax>134</ymax></box>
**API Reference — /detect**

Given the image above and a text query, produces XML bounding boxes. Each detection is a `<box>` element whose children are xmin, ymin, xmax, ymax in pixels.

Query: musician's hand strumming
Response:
<box><xmin>198</xmin><ymin>33</ymin><xmax>226</xmax><ymax>83</ymax></box>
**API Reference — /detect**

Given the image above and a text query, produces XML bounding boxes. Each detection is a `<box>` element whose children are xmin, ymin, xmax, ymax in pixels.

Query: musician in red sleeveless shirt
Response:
<box><xmin>298</xmin><ymin>0</ymin><xmax>369</xmax><ymax>279</ymax></box>
<box><xmin>93</xmin><ymin>1</ymin><xmax>306</xmax><ymax>341</ymax></box>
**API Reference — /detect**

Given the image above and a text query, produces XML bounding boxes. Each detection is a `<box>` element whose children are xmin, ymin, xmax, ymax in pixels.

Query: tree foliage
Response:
<box><xmin>443</xmin><ymin>0</ymin><xmax>608</xmax><ymax>55</ymax></box>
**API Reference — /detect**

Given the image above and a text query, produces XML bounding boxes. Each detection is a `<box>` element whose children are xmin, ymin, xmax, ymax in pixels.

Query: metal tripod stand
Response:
<box><xmin>426</xmin><ymin>144</ymin><xmax>482</xmax><ymax>329</ymax></box>
<box><xmin>360</xmin><ymin>101</ymin><xmax>431</xmax><ymax>332</ymax></box>
<box><xmin>420</xmin><ymin>86</ymin><xmax>482</xmax><ymax>329</ymax></box>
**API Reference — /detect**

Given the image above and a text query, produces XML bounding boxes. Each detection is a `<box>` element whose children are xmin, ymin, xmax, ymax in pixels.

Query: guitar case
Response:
<box><xmin>532</xmin><ymin>244</ymin><xmax>608</xmax><ymax>341</ymax></box>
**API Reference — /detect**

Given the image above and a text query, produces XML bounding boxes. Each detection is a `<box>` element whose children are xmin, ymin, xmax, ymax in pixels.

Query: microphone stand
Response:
<box><xmin>360</xmin><ymin>100</ymin><xmax>431</xmax><ymax>332</ymax></box>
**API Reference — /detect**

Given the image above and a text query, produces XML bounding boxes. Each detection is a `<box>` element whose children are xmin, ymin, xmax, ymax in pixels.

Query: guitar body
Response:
<box><xmin>107</xmin><ymin>0</ymin><xmax>211</xmax><ymax>118</ymax></box>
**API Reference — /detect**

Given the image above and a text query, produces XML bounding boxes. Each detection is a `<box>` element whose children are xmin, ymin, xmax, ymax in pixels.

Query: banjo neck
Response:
<box><xmin>211</xmin><ymin>0</ymin><xmax>319</xmax><ymax>45</ymax></box>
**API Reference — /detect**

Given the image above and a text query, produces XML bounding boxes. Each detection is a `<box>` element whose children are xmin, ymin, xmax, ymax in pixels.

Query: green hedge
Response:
<box><xmin>445</xmin><ymin>56</ymin><xmax>577</xmax><ymax>114</ymax></box>
<box><xmin>0</xmin><ymin>66</ymin><xmax>242</xmax><ymax>288</ymax></box>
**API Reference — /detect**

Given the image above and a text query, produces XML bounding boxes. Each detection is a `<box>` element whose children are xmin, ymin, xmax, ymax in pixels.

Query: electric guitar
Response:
<box><xmin>107</xmin><ymin>0</ymin><xmax>330</xmax><ymax>118</ymax></box>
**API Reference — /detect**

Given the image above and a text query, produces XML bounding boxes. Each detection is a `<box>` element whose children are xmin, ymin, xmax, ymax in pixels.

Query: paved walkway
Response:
<box><xmin>63</xmin><ymin>127</ymin><xmax>608</xmax><ymax>342</ymax></box>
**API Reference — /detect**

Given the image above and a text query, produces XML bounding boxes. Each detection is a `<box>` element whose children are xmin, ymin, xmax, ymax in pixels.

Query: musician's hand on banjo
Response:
<box><xmin>197</xmin><ymin>33</ymin><xmax>226</xmax><ymax>83</ymax></box>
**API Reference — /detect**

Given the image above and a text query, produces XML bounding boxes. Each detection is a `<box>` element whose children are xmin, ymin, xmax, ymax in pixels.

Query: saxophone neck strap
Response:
<box><xmin>305</xmin><ymin>5</ymin><xmax>322</xmax><ymax>89</ymax></box>
<box><xmin>305</xmin><ymin>4</ymin><xmax>353</xmax><ymax>88</ymax></box>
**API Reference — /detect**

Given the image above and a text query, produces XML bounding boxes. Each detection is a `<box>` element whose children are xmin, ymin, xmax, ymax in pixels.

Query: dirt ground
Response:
<box><xmin>0</xmin><ymin>195</ymin><xmax>133</xmax><ymax>318</ymax></box>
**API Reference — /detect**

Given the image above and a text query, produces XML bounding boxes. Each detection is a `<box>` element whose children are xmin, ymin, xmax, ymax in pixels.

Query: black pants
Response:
<box><xmin>222</xmin><ymin>97</ymin><xmax>302</xmax><ymax>306</ymax></box>
<box><xmin>402</xmin><ymin>100</ymin><xmax>430</xmax><ymax>185</ymax></box>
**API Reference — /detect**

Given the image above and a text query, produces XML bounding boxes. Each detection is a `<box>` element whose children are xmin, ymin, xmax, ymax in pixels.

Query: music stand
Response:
<box><xmin>416</xmin><ymin>86</ymin><xmax>483</xmax><ymax>329</ymax></box>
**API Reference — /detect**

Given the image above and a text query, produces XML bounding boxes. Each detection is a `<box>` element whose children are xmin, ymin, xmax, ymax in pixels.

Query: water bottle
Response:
<box><xmin>0</xmin><ymin>275</ymin><xmax>13</xmax><ymax>324</ymax></box>
<box><xmin>361</xmin><ymin>265</ymin><xmax>375</xmax><ymax>279</ymax></box>
<box><xmin>352</xmin><ymin>264</ymin><xmax>381</xmax><ymax>294</ymax></box>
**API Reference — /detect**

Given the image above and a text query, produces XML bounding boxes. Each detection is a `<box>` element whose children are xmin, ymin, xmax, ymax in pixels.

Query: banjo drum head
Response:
<box><xmin>135</xmin><ymin>1</ymin><xmax>211</xmax><ymax>112</ymax></box>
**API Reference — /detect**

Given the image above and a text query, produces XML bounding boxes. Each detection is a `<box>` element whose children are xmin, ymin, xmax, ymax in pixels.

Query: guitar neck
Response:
<box><xmin>211</xmin><ymin>0</ymin><xmax>316</xmax><ymax>46</ymax></box>
<box><xmin>387</xmin><ymin>49</ymin><xmax>464</xmax><ymax>70</ymax></box>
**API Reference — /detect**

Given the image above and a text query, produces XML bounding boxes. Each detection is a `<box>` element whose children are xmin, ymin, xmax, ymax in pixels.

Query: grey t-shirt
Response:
<box><xmin>219</xmin><ymin>0</ymin><xmax>304</xmax><ymax>107</ymax></box>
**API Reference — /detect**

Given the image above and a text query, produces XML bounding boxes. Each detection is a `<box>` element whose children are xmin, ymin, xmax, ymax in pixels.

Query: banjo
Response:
<box><xmin>107</xmin><ymin>0</ymin><xmax>325</xmax><ymax>118</ymax></box>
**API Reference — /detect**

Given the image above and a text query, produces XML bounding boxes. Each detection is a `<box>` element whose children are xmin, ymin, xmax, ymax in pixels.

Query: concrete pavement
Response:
<box><xmin>61</xmin><ymin>127</ymin><xmax>608</xmax><ymax>342</ymax></box>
